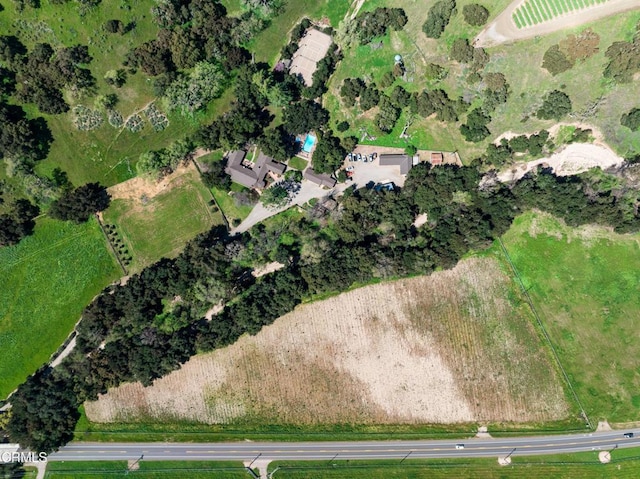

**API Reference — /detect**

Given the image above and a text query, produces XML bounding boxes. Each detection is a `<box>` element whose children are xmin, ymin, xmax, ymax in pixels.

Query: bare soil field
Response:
<box><xmin>85</xmin><ymin>257</ymin><xmax>569</xmax><ymax>425</ymax></box>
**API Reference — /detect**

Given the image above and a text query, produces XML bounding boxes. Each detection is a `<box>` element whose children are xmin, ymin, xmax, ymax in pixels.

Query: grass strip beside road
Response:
<box><xmin>45</xmin><ymin>461</ymin><xmax>248</xmax><ymax>478</ymax></box>
<box><xmin>269</xmin><ymin>449</ymin><xmax>640</xmax><ymax>478</ymax></box>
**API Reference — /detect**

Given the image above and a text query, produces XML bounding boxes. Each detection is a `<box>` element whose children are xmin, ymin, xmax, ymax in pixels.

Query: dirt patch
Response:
<box><xmin>85</xmin><ymin>257</ymin><xmax>568</xmax><ymax>425</ymax></box>
<box><xmin>107</xmin><ymin>163</ymin><xmax>196</xmax><ymax>203</ymax></box>
<box><xmin>476</xmin><ymin>0</ymin><xmax>640</xmax><ymax>47</ymax></box>
<box><xmin>497</xmin><ymin>143</ymin><xmax>624</xmax><ymax>183</ymax></box>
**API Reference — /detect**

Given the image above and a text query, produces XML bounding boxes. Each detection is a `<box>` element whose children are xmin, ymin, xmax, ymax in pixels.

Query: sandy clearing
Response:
<box><xmin>85</xmin><ymin>257</ymin><xmax>568</xmax><ymax>425</ymax></box>
<box><xmin>496</xmin><ymin>143</ymin><xmax>624</xmax><ymax>183</ymax></box>
<box><xmin>476</xmin><ymin>0</ymin><xmax>640</xmax><ymax>47</ymax></box>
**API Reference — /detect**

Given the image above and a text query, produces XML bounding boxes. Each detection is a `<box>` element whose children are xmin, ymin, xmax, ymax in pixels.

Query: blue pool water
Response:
<box><xmin>302</xmin><ymin>134</ymin><xmax>316</xmax><ymax>153</ymax></box>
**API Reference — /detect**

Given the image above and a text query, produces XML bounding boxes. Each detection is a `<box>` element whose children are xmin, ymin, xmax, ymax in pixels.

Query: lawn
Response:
<box><xmin>269</xmin><ymin>449</ymin><xmax>640</xmax><ymax>478</ymax></box>
<box><xmin>102</xmin><ymin>168</ymin><xmax>223</xmax><ymax>273</ymax></box>
<box><xmin>0</xmin><ymin>217</ymin><xmax>120</xmax><ymax>399</ymax></box>
<box><xmin>288</xmin><ymin>156</ymin><xmax>308</xmax><ymax>171</ymax></box>
<box><xmin>210</xmin><ymin>183</ymin><xmax>255</xmax><ymax>226</ymax></box>
<box><xmin>44</xmin><ymin>461</ymin><xmax>248</xmax><ymax>478</ymax></box>
<box><xmin>500</xmin><ymin>211</ymin><xmax>640</xmax><ymax>422</ymax></box>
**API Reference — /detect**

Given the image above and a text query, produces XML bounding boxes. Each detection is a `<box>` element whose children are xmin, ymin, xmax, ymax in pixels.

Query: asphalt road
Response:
<box><xmin>49</xmin><ymin>430</ymin><xmax>640</xmax><ymax>462</ymax></box>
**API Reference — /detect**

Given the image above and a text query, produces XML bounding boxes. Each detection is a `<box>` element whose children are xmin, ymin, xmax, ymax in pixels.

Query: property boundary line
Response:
<box><xmin>497</xmin><ymin>238</ymin><xmax>592</xmax><ymax>430</ymax></box>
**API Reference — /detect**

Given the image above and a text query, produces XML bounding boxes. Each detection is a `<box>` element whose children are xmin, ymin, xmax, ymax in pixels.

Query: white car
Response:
<box><xmin>455</xmin><ymin>444</ymin><xmax>465</xmax><ymax>450</ymax></box>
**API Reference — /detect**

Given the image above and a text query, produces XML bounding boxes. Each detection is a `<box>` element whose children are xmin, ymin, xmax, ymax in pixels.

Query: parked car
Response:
<box><xmin>368</xmin><ymin>154</ymin><xmax>373</xmax><ymax>162</ymax></box>
<box><xmin>347</xmin><ymin>153</ymin><xmax>353</xmax><ymax>161</ymax></box>
<box><xmin>346</xmin><ymin>166</ymin><xmax>355</xmax><ymax>172</ymax></box>
<box><xmin>372</xmin><ymin>152</ymin><xmax>378</xmax><ymax>159</ymax></box>
<box><xmin>356</xmin><ymin>153</ymin><xmax>362</xmax><ymax>161</ymax></box>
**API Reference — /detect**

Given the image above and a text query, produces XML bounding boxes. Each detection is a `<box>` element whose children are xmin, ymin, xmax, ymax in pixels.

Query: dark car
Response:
<box><xmin>624</xmin><ymin>432</ymin><xmax>634</xmax><ymax>438</ymax></box>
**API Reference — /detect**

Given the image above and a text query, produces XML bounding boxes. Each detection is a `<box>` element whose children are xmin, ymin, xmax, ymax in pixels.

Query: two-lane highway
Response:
<box><xmin>49</xmin><ymin>430</ymin><xmax>640</xmax><ymax>462</ymax></box>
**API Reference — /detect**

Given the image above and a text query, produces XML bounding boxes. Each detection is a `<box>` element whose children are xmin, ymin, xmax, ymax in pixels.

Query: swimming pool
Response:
<box><xmin>302</xmin><ymin>134</ymin><xmax>316</xmax><ymax>153</ymax></box>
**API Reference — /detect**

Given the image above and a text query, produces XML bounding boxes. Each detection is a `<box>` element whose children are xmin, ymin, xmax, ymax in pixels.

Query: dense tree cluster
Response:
<box><xmin>354</xmin><ymin>7</ymin><xmax>408</xmax><ymax>44</ymax></box>
<box><xmin>126</xmin><ymin>0</ymin><xmax>254</xmax><ymax>97</ymax></box>
<box><xmin>422</xmin><ymin>0</ymin><xmax>456</xmax><ymax>39</ymax></box>
<box><xmin>536</xmin><ymin>90</ymin><xmax>572</xmax><ymax>120</ymax></box>
<box><xmin>542</xmin><ymin>29</ymin><xmax>600</xmax><ymax>76</ymax></box>
<box><xmin>0</xmin><ymin>199</ymin><xmax>39</xmax><ymax>246</ymax></box>
<box><xmin>311</xmin><ymin>130</ymin><xmax>347</xmax><ymax>173</ymax></box>
<box><xmin>621</xmin><ymin>107</ymin><xmax>640</xmax><ymax>131</ymax></box>
<box><xmin>0</xmin><ymin>102</ymin><xmax>52</xmax><ymax>161</ymax></box>
<box><xmin>460</xmin><ymin>108</ymin><xmax>491</xmax><ymax>142</ymax></box>
<box><xmin>196</xmin><ymin>66</ymin><xmax>273</xmax><ymax>150</ymax></box>
<box><xmin>0</xmin><ymin>37</ymin><xmax>95</xmax><ymax>114</ymax></box>
<box><xmin>462</xmin><ymin>4</ymin><xmax>489</xmax><ymax>26</ymax></box>
<box><xmin>48</xmin><ymin>183</ymin><xmax>110</xmax><ymax>223</ymax></box>
<box><xmin>603</xmin><ymin>25</ymin><xmax>640</xmax><ymax>83</ymax></box>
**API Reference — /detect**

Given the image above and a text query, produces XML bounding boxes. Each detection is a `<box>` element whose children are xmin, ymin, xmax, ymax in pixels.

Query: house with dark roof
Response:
<box><xmin>303</xmin><ymin>168</ymin><xmax>336</xmax><ymax>188</ymax></box>
<box><xmin>378</xmin><ymin>154</ymin><xmax>415</xmax><ymax>175</ymax></box>
<box><xmin>225</xmin><ymin>150</ymin><xmax>286</xmax><ymax>189</ymax></box>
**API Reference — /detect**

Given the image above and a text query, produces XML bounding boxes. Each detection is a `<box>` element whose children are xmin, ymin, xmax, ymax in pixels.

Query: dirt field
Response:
<box><xmin>476</xmin><ymin>0</ymin><xmax>640</xmax><ymax>46</ymax></box>
<box><xmin>85</xmin><ymin>256</ymin><xmax>568</xmax><ymax>425</ymax></box>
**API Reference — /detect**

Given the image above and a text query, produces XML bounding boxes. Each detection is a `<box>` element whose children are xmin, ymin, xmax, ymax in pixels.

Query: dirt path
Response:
<box><xmin>349</xmin><ymin>0</ymin><xmax>366</xmax><ymax>20</ymax></box>
<box><xmin>476</xmin><ymin>0</ymin><xmax>640</xmax><ymax>47</ymax></box>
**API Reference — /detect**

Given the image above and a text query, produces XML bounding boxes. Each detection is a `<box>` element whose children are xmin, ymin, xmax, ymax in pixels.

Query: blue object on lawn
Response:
<box><xmin>302</xmin><ymin>134</ymin><xmax>316</xmax><ymax>153</ymax></box>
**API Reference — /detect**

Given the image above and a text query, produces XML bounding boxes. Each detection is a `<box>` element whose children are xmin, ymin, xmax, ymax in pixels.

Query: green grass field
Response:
<box><xmin>269</xmin><ymin>450</ymin><xmax>640</xmax><ymax>478</ymax></box>
<box><xmin>44</xmin><ymin>461</ymin><xmax>248</xmax><ymax>478</ymax></box>
<box><xmin>0</xmin><ymin>217</ymin><xmax>120</xmax><ymax>399</ymax></box>
<box><xmin>102</xmin><ymin>168</ymin><xmax>222</xmax><ymax>272</ymax></box>
<box><xmin>514</xmin><ymin>0</ymin><xmax>611</xmax><ymax>28</ymax></box>
<box><xmin>500</xmin><ymin>211</ymin><xmax>640</xmax><ymax>422</ymax></box>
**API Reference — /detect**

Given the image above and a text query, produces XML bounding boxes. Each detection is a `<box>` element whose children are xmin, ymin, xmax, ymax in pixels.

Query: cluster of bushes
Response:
<box><xmin>136</xmin><ymin>139</ymin><xmax>192</xmax><ymax>179</ymax></box>
<box><xmin>537</xmin><ymin>90</ymin><xmax>572</xmax><ymax>120</ymax></box>
<box><xmin>621</xmin><ymin>107</ymin><xmax>640</xmax><ymax>131</ymax></box>
<box><xmin>542</xmin><ymin>29</ymin><xmax>600</xmax><ymax>76</ymax></box>
<box><xmin>423</xmin><ymin>0</ymin><xmax>456</xmax><ymax>39</ymax></box>
<box><xmin>354</xmin><ymin>7</ymin><xmax>408</xmax><ymax>45</ymax></box>
<box><xmin>604</xmin><ymin>23</ymin><xmax>640</xmax><ymax>83</ymax></box>
<box><xmin>104</xmin><ymin>224</ymin><xmax>132</xmax><ymax>267</ymax></box>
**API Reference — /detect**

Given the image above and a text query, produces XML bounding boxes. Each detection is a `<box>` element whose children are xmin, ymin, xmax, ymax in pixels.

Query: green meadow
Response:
<box><xmin>0</xmin><ymin>217</ymin><xmax>120</xmax><ymax>399</ymax></box>
<box><xmin>501</xmin><ymin>211</ymin><xmax>640</xmax><ymax>422</ymax></box>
